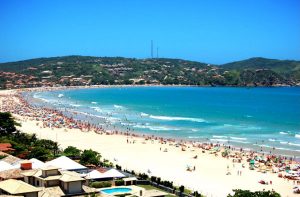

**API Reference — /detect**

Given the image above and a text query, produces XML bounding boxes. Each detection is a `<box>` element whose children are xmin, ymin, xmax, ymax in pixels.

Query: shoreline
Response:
<box><xmin>1</xmin><ymin>88</ymin><xmax>299</xmax><ymax>196</ymax></box>
<box><xmin>21</xmin><ymin>85</ymin><xmax>300</xmax><ymax>159</ymax></box>
<box><xmin>5</xmin><ymin>83</ymin><xmax>300</xmax><ymax>94</ymax></box>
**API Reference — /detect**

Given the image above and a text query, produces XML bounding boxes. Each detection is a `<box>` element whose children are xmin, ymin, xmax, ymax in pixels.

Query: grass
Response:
<box><xmin>137</xmin><ymin>185</ymin><xmax>175</xmax><ymax>197</ymax></box>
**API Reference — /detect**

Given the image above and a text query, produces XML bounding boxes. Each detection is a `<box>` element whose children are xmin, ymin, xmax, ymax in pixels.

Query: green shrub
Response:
<box><xmin>115</xmin><ymin>193</ymin><xmax>131</xmax><ymax>197</ymax></box>
<box><xmin>90</xmin><ymin>181</ymin><xmax>112</xmax><ymax>188</ymax></box>
<box><xmin>115</xmin><ymin>179</ymin><xmax>125</xmax><ymax>186</ymax></box>
<box><xmin>228</xmin><ymin>189</ymin><xmax>281</xmax><ymax>197</ymax></box>
<box><xmin>179</xmin><ymin>185</ymin><xmax>185</xmax><ymax>193</ymax></box>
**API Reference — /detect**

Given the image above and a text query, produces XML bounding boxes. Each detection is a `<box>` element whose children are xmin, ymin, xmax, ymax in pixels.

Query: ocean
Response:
<box><xmin>29</xmin><ymin>86</ymin><xmax>300</xmax><ymax>156</ymax></box>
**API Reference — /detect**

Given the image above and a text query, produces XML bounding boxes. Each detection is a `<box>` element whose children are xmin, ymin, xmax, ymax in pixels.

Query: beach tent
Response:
<box><xmin>0</xmin><ymin>161</ymin><xmax>15</xmax><ymax>172</ymax></box>
<box><xmin>29</xmin><ymin>158</ymin><xmax>45</xmax><ymax>169</ymax></box>
<box><xmin>45</xmin><ymin>156</ymin><xmax>87</xmax><ymax>172</ymax></box>
<box><xmin>85</xmin><ymin>170</ymin><xmax>104</xmax><ymax>180</ymax></box>
<box><xmin>85</xmin><ymin>169</ymin><xmax>125</xmax><ymax>180</ymax></box>
<box><xmin>102</xmin><ymin>169</ymin><xmax>126</xmax><ymax>178</ymax></box>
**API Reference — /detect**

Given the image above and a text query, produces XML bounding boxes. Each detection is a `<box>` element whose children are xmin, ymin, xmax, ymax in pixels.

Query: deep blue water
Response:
<box><xmin>32</xmin><ymin>87</ymin><xmax>300</xmax><ymax>154</ymax></box>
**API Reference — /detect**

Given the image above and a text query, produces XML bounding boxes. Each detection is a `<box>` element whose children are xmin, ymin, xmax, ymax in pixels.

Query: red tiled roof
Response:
<box><xmin>0</xmin><ymin>143</ymin><xmax>15</xmax><ymax>152</ymax></box>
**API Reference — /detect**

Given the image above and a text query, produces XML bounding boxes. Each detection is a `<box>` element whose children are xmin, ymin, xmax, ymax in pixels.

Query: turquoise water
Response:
<box><xmin>100</xmin><ymin>187</ymin><xmax>132</xmax><ymax>194</ymax></box>
<box><xmin>32</xmin><ymin>87</ymin><xmax>300</xmax><ymax>155</ymax></box>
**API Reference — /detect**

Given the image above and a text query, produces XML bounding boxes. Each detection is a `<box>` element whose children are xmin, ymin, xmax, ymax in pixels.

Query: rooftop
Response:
<box><xmin>0</xmin><ymin>169</ymin><xmax>24</xmax><ymax>180</ymax></box>
<box><xmin>59</xmin><ymin>171</ymin><xmax>85</xmax><ymax>182</ymax></box>
<box><xmin>45</xmin><ymin>156</ymin><xmax>87</xmax><ymax>171</ymax></box>
<box><xmin>0</xmin><ymin>179</ymin><xmax>40</xmax><ymax>194</ymax></box>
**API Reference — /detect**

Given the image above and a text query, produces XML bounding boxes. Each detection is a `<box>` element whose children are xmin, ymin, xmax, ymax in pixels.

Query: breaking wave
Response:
<box><xmin>149</xmin><ymin>115</ymin><xmax>206</xmax><ymax>123</ymax></box>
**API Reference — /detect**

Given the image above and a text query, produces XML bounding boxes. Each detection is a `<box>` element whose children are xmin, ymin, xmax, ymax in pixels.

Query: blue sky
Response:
<box><xmin>0</xmin><ymin>0</ymin><xmax>299</xmax><ymax>64</ymax></box>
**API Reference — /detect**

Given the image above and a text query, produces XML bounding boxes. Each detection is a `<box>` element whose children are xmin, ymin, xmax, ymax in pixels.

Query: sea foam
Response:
<box><xmin>133</xmin><ymin>124</ymin><xmax>180</xmax><ymax>131</ymax></box>
<box><xmin>114</xmin><ymin>105</ymin><xmax>124</xmax><ymax>109</ymax></box>
<box><xmin>70</xmin><ymin>104</ymin><xmax>81</xmax><ymax>107</ymax></box>
<box><xmin>230</xmin><ymin>137</ymin><xmax>247</xmax><ymax>141</ymax></box>
<box><xmin>279</xmin><ymin>131</ymin><xmax>288</xmax><ymax>135</ymax></box>
<box><xmin>149</xmin><ymin>115</ymin><xmax>205</xmax><ymax>123</ymax></box>
<box><xmin>90</xmin><ymin>107</ymin><xmax>102</xmax><ymax>112</ymax></box>
<box><xmin>141</xmin><ymin>112</ymin><xmax>149</xmax><ymax>117</ymax></box>
<box><xmin>212</xmin><ymin>135</ymin><xmax>228</xmax><ymax>139</ymax></box>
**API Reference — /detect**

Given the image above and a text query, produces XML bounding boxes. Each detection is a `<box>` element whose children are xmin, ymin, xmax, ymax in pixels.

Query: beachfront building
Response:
<box><xmin>0</xmin><ymin>179</ymin><xmax>40</xmax><ymax>197</ymax></box>
<box><xmin>21</xmin><ymin>165</ymin><xmax>89</xmax><ymax>196</ymax></box>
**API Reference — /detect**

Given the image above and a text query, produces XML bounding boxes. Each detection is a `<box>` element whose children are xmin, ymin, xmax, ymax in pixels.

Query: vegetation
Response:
<box><xmin>0</xmin><ymin>112</ymin><xmax>56</xmax><ymax>160</ymax></box>
<box><xmin>63</xmin><ymin>146</ymin><xmax>81</xmax><ymax>158</ymax></box>
<box><xmin>80</xmin><ymin>149</ymin><xmax>101</xmax><ymax>166</ymax></box>
<box><xmin>228</xmin><ymin>189</ymin><xmax>281</xmax><ymax>197</ymax></box>
<box><xmin>90</xmin><ymin>181</ymin><xmax>112</xmax><ymax>188</ymax></box>
<box><xmin>115</xmin><ymin>179</ymin><xmax>125</xmax><ymax>186</ymax></box>
<box><xmin>150</xmin><ymin>176</ymin><xmax>174</xmax><ymax>189</ymax></box>
<box><xmin>84</xmin><ymin>193</ymin><xmax>99</xmax><ymax>197</ymax></box>
<box><xmin>0</xmin><ymin>56</ymin><xmax>299</xmax><ymax>89</ymax></box>
<box><xmin>114</xmin><ymin>193</ymin><xmax>131</xmax><ymax>197</ymax></box>
<box><xmin>179</xmin><ymin>185</ymin><xmax>185</xmax><ymax>194</ymax></box>
<box><xmin>0</xmin><ymin>112</ymin><xmax>20</xmax><ymax>135</ymax></box>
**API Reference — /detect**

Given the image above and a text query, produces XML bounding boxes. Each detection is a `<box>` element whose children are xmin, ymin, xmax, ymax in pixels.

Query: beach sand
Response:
<box><xmin>0</xmin><ymin>89</ymin><xmax>298</xmax><ymax>197</ymax></box>
<box><xmin>16</xmin><ymin>118</ymin><xmax>297</xmax><ymax>197</ymax></box>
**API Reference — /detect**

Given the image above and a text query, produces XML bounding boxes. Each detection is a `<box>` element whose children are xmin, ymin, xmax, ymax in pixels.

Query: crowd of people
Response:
<box><xmin>0</xmin><ymin>89</ymin><xmax>299</xmax><ymax>194</ymax></box>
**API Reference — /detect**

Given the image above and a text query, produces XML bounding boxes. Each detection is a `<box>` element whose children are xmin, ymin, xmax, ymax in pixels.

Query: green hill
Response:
<box><xmin>0</xmin><ymin>55</ymin><xmax>299</xmax><ymax>89</ymax></box>
<box><xmin>221</xmin><ymin>57</ymin><xmax>300</xmax><ymax>81</ymax></box>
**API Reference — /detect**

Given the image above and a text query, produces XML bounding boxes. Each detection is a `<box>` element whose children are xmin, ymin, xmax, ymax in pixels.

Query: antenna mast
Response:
<box><xmin>151</xmin><ymin>40</ymin><xmax>153</xmax><ymax>58</ymax></box>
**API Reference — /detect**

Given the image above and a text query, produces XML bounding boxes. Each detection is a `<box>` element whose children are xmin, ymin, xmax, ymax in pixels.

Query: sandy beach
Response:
<box><xmin>0</xmin><ymin>89</ymin><xmax>299</xmax><ymax>197</ymax></box>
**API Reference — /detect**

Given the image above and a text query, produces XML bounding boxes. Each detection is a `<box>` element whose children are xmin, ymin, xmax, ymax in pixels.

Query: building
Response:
<box><xmin>0</xmin><ymin>143</ymin><xmax>15</xmax><ymax>153</ymax></box>
<box><xmin>22</xmin><ymin>165</ymin><xmax>86</xmax><ymax>196</ymax></box>
<box><xmin>0</xmin><ymin>179</ymin><xmax>40</xmax><ymax>197</ymax></box>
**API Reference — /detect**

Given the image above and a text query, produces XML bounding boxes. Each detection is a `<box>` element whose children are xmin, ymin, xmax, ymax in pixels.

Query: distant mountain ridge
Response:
<box><xmin>0</xmin><ymin>55</ymin><xmax>299</xmax><ymax>89</ymax></box>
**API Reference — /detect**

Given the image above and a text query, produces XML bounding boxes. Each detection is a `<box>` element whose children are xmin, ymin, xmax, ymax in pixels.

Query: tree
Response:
<box><xmin>0</xmin><ymin>112</ymin><xmax>20</xmax><ymax>135</ymax></box>
<box><xmin>224</xmin><ymin>71</ymin><xmax>240</xmax><ymax>85</ymax></box>
<box><xmin>34</xmin><ymin>139</ymin><xmax>60</xmax><ymax>156</ymax></box>
<box><xmin>28</xmin><ymin>146</ymin><xmax>51</xmax><ymax>161</ymax></box>
<box><xmin>179</xmin><ymin>185</ymin><xmax>185</xmax><ymax>194</ymax></box>
<box><xmin>228</xmin><ymin>189</ymin><xmax>281</xmax><ymax>197</ymax></box>
<box><xmin>63</xmin><ymin>146</ymin><xmax>81</xmax><ymax>158</ymax></box>
<box><xmin>80</xmin><ymin>149</ymin><xmax>101</xmax><ymax>166</ymax></box>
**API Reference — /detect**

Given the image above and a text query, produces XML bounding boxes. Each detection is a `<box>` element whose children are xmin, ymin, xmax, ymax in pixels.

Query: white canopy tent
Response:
<box><xmin>85</xmin><ymin>168</ymin><xmax>126</xmax><ymax>180</ymax></box>
<box><xmin>104</xmin><ymin>169</ymin><xmax>126</xmax><ymax>178</ymax></box>
<box><xmin>45</xmin><ymin>156</ymin><xmax>87</xmax><ymax>172</ymax></box>
<box><xmin>29</xmin><ymin>158</ymin><xmax>45</xmax><ymax>168</ymax></box>
<box><xmin>85</xmin><ymin>170</ymin><xmax>104</xmax><ymax>179</ymax></box>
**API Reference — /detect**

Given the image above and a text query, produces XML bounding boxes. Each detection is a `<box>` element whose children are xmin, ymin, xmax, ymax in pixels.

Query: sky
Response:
<box><xmin>0</xmin><ymin>0</ymin><xmax>300</xmax><ymax>64</ymax></box>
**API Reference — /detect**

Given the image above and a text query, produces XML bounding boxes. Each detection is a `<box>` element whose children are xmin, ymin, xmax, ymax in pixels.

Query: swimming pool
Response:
<box><xmin>101</xmin><ymin>187</ymin><xmax>132</xmax><ymax>194</ymax></box>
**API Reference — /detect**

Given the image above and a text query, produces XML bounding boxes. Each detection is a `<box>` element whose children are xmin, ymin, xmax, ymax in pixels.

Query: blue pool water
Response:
<box><xmin>29</xmin><ymin>87</ymin><xmax>300</xmax><ymax>155</ymax></box>
<box><xmin>101</xmin><ymin>187</ymin><xmax>132</xmax><ymax>194</ymax></box>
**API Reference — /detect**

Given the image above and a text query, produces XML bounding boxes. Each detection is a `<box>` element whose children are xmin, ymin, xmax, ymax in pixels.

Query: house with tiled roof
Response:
<box><xmin>0</xmin><ymin>143</ymin><xmax>15</xmax><ymax>153</ymax></box>
<box><xmin>0</xmin><ymin>179</ymin><xmax>41</xmax><ymax>197</ymax></box>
